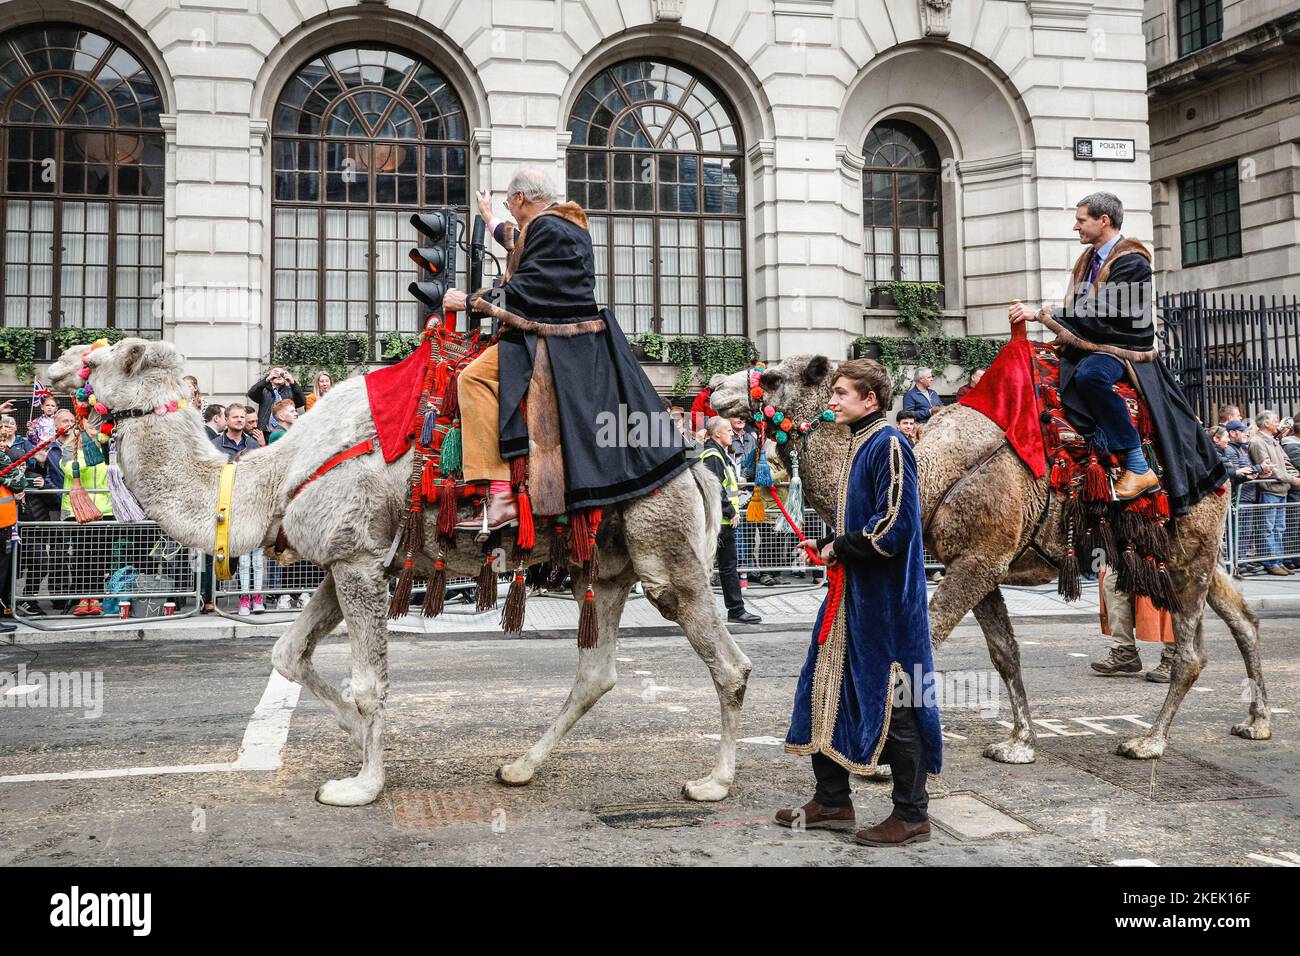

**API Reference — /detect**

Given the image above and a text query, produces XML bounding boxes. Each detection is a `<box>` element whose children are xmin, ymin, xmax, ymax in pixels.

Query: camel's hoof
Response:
<box><xmin>1231</xmin><ymin>719</ymin><xmax>1272</xmax><ymax>741</ymax></box>
<box><xmin>1117</xmin><ymin>735</ymin><xmax>1165</xmax><ymax>760</ymax></box>
<box><xmin>495</xmin><ymin>762</ymin><xmax>534</xmax><ymax>787</ymax></box>
<box><xmin>315</xmin><ymin>776</ymin><xmax>383</xmax><ymax>807</ymax></box>
<box><xmin>983</xmin><ymin>739</ymin><xmax>1036</xmax><ymax>764</ymax></box>
<box><xmin>682</xmin><ymin>776</ymin><xmax>731</xmax><ymax>802</ymax></box>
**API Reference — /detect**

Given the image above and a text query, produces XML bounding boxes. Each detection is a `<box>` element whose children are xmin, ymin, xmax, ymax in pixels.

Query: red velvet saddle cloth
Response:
<box><xmin>958</xmin><ymin>335</ymin><xmax>1180</xmax><ymax>612</ymax></box>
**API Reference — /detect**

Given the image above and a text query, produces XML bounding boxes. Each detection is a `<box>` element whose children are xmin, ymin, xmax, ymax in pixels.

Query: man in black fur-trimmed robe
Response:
<box><xmin>444</xmin><ymin>169</ymin><xmax>689</xmax><ymax>526</ymax></box>
<box><xmin>1010</xmin><ymin>191</ymin><xmax>1225</xmax><ymax>515</ymax></box>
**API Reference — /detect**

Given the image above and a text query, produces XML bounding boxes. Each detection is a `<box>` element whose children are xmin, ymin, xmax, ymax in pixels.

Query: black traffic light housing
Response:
<box><xmin>408</xmin><ymin>209</ymin><xmax>459</xmax><ymax>312</ymax></box>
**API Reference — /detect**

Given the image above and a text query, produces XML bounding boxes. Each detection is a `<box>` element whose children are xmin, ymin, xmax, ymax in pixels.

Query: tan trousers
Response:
<box><xmin>458</xmin><ymin>343</ymin><xmax>510</xmax><ymax>482</ymax></box>
<box><xmin>1099</xmin><ymin>566</ymin><xmax>1174</xmax><ymax>645</ymax></box>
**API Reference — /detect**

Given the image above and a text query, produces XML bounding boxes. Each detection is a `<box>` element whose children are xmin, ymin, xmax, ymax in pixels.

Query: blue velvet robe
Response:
<box><xmin>785</xmin><ymin>419</ymin><xmax>944</xmax><ymax>775</ymax></box>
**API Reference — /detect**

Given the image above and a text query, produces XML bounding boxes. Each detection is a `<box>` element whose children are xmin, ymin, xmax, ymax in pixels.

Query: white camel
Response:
<box><xmin>48</xmin><ymin>339</ymin><xmax>752</xmax><ymax>807</ymax></box>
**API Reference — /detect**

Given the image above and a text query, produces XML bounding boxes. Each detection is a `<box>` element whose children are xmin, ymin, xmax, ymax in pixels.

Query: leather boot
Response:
<box><xmin>1090</xmin><ymin>644</ymin><xmax>1142</xmax><ymax>676</ymax></box>
<box><xmin>1113</xmin><ymin>468</ymin><xmax>1160</xmax><ymax>500</ymax></box>
<box><xmin>854</xmin><ymin>814</ymin><xmax>931</xmax><ymax>847</ymax></box>
<box><xmin>773</xmin><ymin>799</ymin><xmax>856</xmax><ymax>831</ymax></box>
<box><xmin>1145</xmin><ymin>647</ymin><xmax>1174</xmax><ymax>683</ymax></box>
<box><xmin>455</xmin><ymin>492</ymin><xmax>519</xmax><ymax>535</ymax></box>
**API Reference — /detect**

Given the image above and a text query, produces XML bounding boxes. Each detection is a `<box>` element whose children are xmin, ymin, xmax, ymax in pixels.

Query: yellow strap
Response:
<box><xmin>213</xmin><ymin>462</ymin><xmax>237</xmax><ymax>581</ymax></box>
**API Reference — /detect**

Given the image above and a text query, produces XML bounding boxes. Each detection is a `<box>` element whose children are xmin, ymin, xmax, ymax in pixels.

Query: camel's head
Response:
<box><xmin>709</xmin><ymin>354</ymin><xmax>838</xmax><ymax>423</ymax></box>
<box><xmin>48</xmin><ymin>338</ymin><xmax>188</xmax><ymax>419</ymax></box>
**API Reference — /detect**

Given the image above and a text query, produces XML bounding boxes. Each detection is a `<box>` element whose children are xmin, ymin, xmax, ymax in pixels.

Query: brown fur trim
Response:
<box><xmin>526</xmin><ymin>338</ymin><xmax>568</xmax><ymax>517</ymax></box>
<box><xmin>1036</xmin><ymin>309</ymin><xmax>1158</xmax><ymax>363</ymax></box>
<box><xmin>1067</xmin><ymin>238</ymin><xmax>1153</xmax><ymax>300</ymax></box>
<box><xmin>483</xmin><ymin>300</ymin><xmax>606</xmax><ymax>336</ymax></box>
<box><xmin>497</xmin><ymin>202</ymin><xmax>589</xmax><ymax>284</ymax></box>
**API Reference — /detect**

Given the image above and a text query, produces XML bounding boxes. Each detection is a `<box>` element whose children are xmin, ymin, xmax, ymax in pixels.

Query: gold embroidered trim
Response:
<box><xmin>865</xmin><ymin>435</ymin><xmax>904</xmax><ymax>556</ymax></box>
<box><xmin>783</xmin><ymin>662</ymin><xmax>906</xmax><ymax>775</ymax></box>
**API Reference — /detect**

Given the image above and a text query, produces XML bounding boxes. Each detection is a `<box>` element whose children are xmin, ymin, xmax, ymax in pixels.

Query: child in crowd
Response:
<box><xmin>27</xmin><ymin>394</ymin><xmax>59</xmax><ymax>446</ymax></box>
<box><xmin>267</xmin><ymin>399</ymin><xmax>297</xmax><ymax>444</ymax></box>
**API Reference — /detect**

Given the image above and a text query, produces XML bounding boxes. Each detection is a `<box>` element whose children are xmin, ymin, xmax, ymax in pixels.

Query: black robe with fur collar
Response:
<box><xmin>469</xmin><ymin>203</ymin><xmax>689</xmax><ymax>514</ymax></box>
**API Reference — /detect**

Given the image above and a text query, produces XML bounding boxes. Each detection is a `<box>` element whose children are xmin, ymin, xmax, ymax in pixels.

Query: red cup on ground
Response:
<box><xmin>120</xmin><ymin>601</ymin><xmax>131</xmax><ymax>620</ymax></box>
<box><xmin>163</xmin><ymin>602</ymin><xmax>175</xmax><ymax>616</ymax></box>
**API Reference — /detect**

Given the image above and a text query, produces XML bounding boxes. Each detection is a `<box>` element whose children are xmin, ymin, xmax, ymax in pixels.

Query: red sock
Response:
<box><xmin>489</xmin><ymin>480</ymin><xmax>511</xmax><ymax>495</ymax></box>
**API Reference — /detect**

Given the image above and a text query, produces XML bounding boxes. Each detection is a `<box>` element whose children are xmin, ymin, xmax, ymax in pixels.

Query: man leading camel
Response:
<box><xmin>1009</xmin><ymin>192</ymin><xmax>1225</xmax><ymax>515</ymax></box>
<box><xmin>774</xmin><ymin>358</ymin><xmax>943</xmax><ymax>847</ymax></box>
<box><xmin>442</xmin><ymin>168</ymin><xmax>689</xmax><ymax>528</ymax></box>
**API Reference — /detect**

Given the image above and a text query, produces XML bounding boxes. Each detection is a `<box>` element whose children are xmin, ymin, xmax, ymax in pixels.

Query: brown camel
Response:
<box><xmin>711</xmin><ymin>354</ymin><xmax>1271</xmax><ymax>764</ymax></box>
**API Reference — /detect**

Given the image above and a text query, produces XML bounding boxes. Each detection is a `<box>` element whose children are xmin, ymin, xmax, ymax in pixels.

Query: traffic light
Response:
<box><xmin>408</xmin><ymin>209</ymin><xmax>459</xmax><ymax>312</ymax></box>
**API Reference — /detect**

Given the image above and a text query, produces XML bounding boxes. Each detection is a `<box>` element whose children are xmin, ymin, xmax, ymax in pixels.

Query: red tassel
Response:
<box><xmin>577</xmin><ymin>585</ymin><xmax>598</xmax><ymax>649</ymax></box>
<box><xmin>516</xmin><ymin>490</ymin><xmax>535</xmax><ymax>550</ymax></box>
<box><xmin>817</xmin><ymin>565</ymin><xmax>845</xmax><ymax>645</ymax></box>
<box><xmin>501</xmin><ymin>570</ymin><xmax>527</xmax><ymax>634</ymax></box>
<box><xmin>437</xmin><ymin>478</ymin><xmax>458</xmax><ymax>538</ymax></box>
<box><xmin>423</xmin><ymin>558</ymin><xmax>446</xmax><ymax>617</ymax></box>
<box><xmin>1084</xmin><ymin>453</ymin><xmax>1110</xmax><ymax>502</ymax></box>
<box><xmin>569</xmin><ymin>509</ymin><xmax>591</xmax><ymax>565</ymax></box>
<box><xmin>510</xmin><ymin>455</ymin><xmax>527</xmax><ymax>486</ymax></box>
<box><xmin>443</xmin><ymin>372</ymin><xmax>459</xmax><ymax>419</ymax></box>
<box><xmin>1154</xmin><ymin>492</ymin><xmax>1170</xmax><ymax>520</ymax></box>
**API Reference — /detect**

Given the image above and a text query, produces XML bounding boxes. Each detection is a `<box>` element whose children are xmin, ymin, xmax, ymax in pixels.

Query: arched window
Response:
<box><xmin>0</xmin><ymin>24</ymin><xmax>164</xmax><ymax>334</ymax></box>
<box><xmin>567</xmin><ymin>59</ymin><xmax>745</xmax><ymax>336</ymax></box>
<box><xmin>272</xmin><ymin>45</ymin><xmax>468</xmax><ymax>351</ymax></box>
<box><xmin>862</xmin><ymin>120</ymin><xmax>942</xmax><ymax>290</ymax></box>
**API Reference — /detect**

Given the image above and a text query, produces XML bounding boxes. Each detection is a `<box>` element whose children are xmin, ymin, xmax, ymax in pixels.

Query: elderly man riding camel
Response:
<box><xmin>441</xmin><ymin>168</ymin><xmax>689</xmax><ymax>530</ymax></box>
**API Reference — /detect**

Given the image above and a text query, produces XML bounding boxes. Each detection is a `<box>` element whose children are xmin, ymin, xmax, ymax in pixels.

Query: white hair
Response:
<box><xmin>1256</xmin><ymin>409</ymin><xmax>1278</xmax><ymax>428</ymax></box>
<box><xmin>506</xmin><ymin>167</ymin><xmax>557</xmax><ymax>203</ymax></box>
<box><xmin>915</xmin><ymin>368</ymin><xmax>933</xmax><ymax>382</ymax></box>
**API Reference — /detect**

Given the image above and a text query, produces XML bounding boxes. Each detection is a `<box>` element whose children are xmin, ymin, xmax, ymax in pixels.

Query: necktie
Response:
<box><xmin>1086</xmin><ymin>251</ymin><xmax>1102</xmax><ymax>285</ymax></box>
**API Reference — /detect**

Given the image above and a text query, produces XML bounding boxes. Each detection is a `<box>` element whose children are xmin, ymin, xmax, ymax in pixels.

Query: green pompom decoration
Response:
<box><xmin>775</xmin><ymin>430</ymin><xmax>788</xmax><ymax>444</ymax></box>
<box><xmin>753</xmin><ymin>411</ymin><xmax>764</xmax><ymax>423</ymax></box>
<box><xmin>440</xmin><ymin>422</ymin><xmax>463</xmax><ymax>477</ymax></box>
<box><xmin>772</xmin><ymin>411</ymin><xmax>785</xmax><ymax>424</ymax></box>
<box><xmin>820</xmin><ymin>409</ymin><xmax>835</xmax><ymax>421</ymax></box>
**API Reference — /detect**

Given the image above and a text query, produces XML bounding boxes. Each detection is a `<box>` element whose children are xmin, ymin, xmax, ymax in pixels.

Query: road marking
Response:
<box><xmin>4</xmin><ymin>684</ymin><xmax>40</xmax><ymax>697</ymax></box>
<box><xmin>0</xmin><ymin>670</ymin><xmax>299</xmax><ymax>785</ymax></box>
<box><xmin>1272</xmin><ymin>708</ymin><xmax>1290</xmax><ymax>714</ymax></box>
<box><xmin>633</xmin><ymin>670</ymin><xmax>653</xmax><ymax>676</ymax></box>
<box><xmin>1112</xmin><ymin>858</ymin><xmax>1158</xmax><ymax>867</ymax></box>
<box><xmin>1067</xmin><ymin>653</ymin><xmax>1088</xmax><ymax>658</ymax></box>
<box><xmin>993</xmin><ymin>714</ymin><xmax>1152</xmax><ymax>738</ymax></box>
<box><xmin>701</xmin><ymin>734</ymin><xmax>785</xmax><ymax>746</ymax></box>
<box><xmin>1020</xmin><ymin>641</ymin><xmax>1041</xmax><ymax>645</ymax></box>
<box><xmin>1246</xmin><ymin>852</ymin><xmax>1300</xmax><ymax>867</ymax></box>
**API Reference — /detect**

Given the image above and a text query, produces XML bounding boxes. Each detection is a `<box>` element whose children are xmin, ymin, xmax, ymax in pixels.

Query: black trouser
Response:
<box><xmin>716</xmin><ymin>525</ymin><xmax>745</xmax><ymax>615</ymax></box>
<box><xmin>811</xmin><ymin>699</ymin><xmax>930</xmax><ymax>823</ymax></box>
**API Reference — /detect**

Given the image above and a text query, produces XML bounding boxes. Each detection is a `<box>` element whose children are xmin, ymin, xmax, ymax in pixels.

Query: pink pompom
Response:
<box><xmin>763</xmin><ymin>404</ymin><xmax>775</xmax><ymax>418</ymax></box>
<box><xmin>78</xmin><ymin>367</ymin><xmax>91</xmax><ymax>379</ymax></box>
<box><xmin>165</xmin><ymin>401</ymin><xmax>178</xmax><ymax>413</ymax></box>
<box><xmin>94</xmin><ymin>402</ymin><xmax>108</xmax><ymax>415</ymax></box>
<box><xmin>153</xmin><ymin>405</ymin><xmax>167</xmax><ymax>416</ymax></box>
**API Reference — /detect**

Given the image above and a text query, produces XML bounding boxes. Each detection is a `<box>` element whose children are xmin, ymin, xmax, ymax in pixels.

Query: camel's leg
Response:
<box><xmin>1208</xmin><ymin>567</ymin><xmax>1272</xmax><ymax>740</ymax></box>
<box><xmin>496</xmin><ymin>567</ymin><xmax>634</xmax><ymax>787</ymax></box>
<box><xmin>315</xmin><ymin>559</ymin><xmax>390</xmax><ymax>806</ymax></box>
<box><xmin>1117</xmin><ymin>605</ymin><xmax>1208</xmax><ymax>760</ymax></box>
<box><xmin>929</xmin><ymin>554</ymin><xmax>1003</xmax><ymax>650</ymax></box>
<box><xmin>971</xmin><ymin>587</ymin><xmax>1037</xmax><ymax>764</ymax></box>
<box><xmin>269</xmin><ymin>571</ymin><xmax>363</xmax><ymax>749</ymax></box>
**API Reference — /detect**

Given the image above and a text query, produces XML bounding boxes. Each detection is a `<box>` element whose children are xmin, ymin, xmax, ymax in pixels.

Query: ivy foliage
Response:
<box><xmin>272</xmin><ymin>333</ymin><xmax>369</xmax><ymax>384</ymax></box>
<box><xmin>380</xmin><ymin>330</ymin><xmax>422</xmax><ymax>362</ymax></box>
<box><xmin>870</xmin><ymin>280</ymin><xmax>945</xmax><ymax>335</ymax></box>
<box><xmin>853</xmin><ymin>333</ymin><xmax>1007</xmax><ymax>396</ymax></box>
<box><xmin>632</xmin><ymin>333</ymin><xmax>759</xmax><ymax>394</ymax></box>
<box><xmin>0</xmin><ymin>326</ymin><xmax>133</xmax><ymax>383</ymax></box>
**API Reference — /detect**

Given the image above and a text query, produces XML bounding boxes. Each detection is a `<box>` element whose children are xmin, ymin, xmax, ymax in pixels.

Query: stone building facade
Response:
<box><xmin>1145</xmin><ymin>0</ymin><xmax>1300</xmax><ymax>299</ymax></box>
<box><xmin>0</xmin><ymin>0</ymin><xmax>1155</xmax><ymax>400</ymax></box>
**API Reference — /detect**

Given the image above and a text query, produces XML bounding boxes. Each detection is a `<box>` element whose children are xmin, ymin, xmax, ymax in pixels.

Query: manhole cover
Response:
<box><xmin>390</xmin><ymin>787</ymin><xmax>509</xmax><ymax>829</ymax></box>
<box><xmin>593</xmin><ymin>801</ymin><xmax>714</xmax><ymax>829</ymax></box>
<box><xmin>928</xmin><ymin>791</ymin><xmax>1038</xmax><ymax>840</ymax></box>
<box><xmin>1037</xmin><ymin>737</ymin><xmax>1285</xmax><ymax>803</ymax></box>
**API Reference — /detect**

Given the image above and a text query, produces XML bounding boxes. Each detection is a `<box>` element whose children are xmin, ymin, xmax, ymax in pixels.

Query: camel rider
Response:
<box><xmin>441</xmin><ymin>168</ymin><xmax>690</xmax><ymax>528</ymax></box>
<box><xmin>1010</xmin><ymin>192</ymin><xmax>1162</xmax><ymax>500</ymax></box>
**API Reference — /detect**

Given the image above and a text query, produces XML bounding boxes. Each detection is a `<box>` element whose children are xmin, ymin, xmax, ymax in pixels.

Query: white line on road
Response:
<box><xmin>1246</xmin><ymin>852</ymin><xmax>1300</xmax><ymax>867</ymax></box>
<box><xmin>1112</xmin><ymin>859</ymin><xmax>1158</xmax><ymax>867</ymax></box>
<box><xmin>0</xmin><ymin>670</ymin><xmax>299</xmax><ymax>785</ymax></box>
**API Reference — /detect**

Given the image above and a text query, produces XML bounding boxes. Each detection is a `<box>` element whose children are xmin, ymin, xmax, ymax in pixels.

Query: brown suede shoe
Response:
<box><xmin>455</xmin><ymin>492</ymin><xmax>519</xmax><ymax>534</ymax></box>
<box><xmin>773</xmin><ymin>799</ymin><xmax>856</xmax><ymax>831</ymax></box>
<box><xmin>854</xmin><ymin>814</ymin><xmax>931</xmax><ymax>847</ymax></box>
<box><xmin>1113</xmin><ymin>468</ymin><xmax>1160</xmax><ymax>501</ymax></box>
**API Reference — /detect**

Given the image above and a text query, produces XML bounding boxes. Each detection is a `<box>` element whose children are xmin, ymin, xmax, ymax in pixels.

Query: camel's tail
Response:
<box><xmin>1207</xmin><ymin>564</ymin><xmax>1260</xmax><ymax>639</ymax></box>
<box><xmin>689</xmin><ymin>460</ymin><xmax>723</xmax><ymax>566</ymax></box>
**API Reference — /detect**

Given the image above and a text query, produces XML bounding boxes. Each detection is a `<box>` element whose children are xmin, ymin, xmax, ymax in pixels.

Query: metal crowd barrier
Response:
<box><xmin>9</xmin><ymin>491</ymin><xmax>203</xmax><ymax>631</ymax></box>
<box><xmin>1225</xmin><ymin>479</ymin><xmax>1300</xmax><ymax>576</ymax></box>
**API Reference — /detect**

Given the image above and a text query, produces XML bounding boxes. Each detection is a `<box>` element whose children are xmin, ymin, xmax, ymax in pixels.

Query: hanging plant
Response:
<box><xmin>380</xmin><ymin>330</ymin><xmax>422</xmax><ymax>362</ymax></box>
<box><xmin>272</xmin><ymin>333</ymin><xmax>369</xmax><ymax>384</ymax></box>
<box><xmin>0</xmin><ymin>328</ymin><xmax>39</xmax><ymax>382</ymax></box>
<box><xmin>52</xmin><ymin>326</ymin><xmax>128</xmax><ymax>355</ymax></box>
<box><xmin>954</xmin><ymin>335</ymin><xmax>1007</xmax><ymax>381</ymax></box>
<box><xmin>631</xmin><ymin>333</ymin><xmax>758</xmax><ymax>395</ymax></box>
<box><xmin>870</xmin><ymin>281</ymin><xmax>945</xmax><ymax>336</ymax></box>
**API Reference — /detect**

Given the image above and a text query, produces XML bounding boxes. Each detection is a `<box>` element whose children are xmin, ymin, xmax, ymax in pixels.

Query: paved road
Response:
<box><xmin>0</xmin><ymin>614</ymin><xmax>1296</xmax><ymax>866</ymax></box>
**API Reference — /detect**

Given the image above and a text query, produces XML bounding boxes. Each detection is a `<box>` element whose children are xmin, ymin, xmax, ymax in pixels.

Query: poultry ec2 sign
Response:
<box><xmin>1074</xmin><ymin>138</ymin><xmax>1136</xmax><ymax>162</ymax></box>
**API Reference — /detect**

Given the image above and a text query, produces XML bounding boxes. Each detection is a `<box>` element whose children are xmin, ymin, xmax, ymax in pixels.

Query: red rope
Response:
<box><xmin>0</xmin><ymin>426</ymin><xmax>72</xmax><ymax>479</ymax></box>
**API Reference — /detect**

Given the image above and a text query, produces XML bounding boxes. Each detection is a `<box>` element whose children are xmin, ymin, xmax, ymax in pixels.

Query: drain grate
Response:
<box><xmin>593</xmin><ymin>801</ymin><xmax>714</xmax><ymax>829</ymax></box>
<box><xmin>1037</xmin><ymin>737</ymin><xmax>1284</xmax><ymax>803</ymax></box>
<box><xmin>390</xmin><ymin>787</ymin><xmax>509</xmax><ymax>829</ymax></box>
